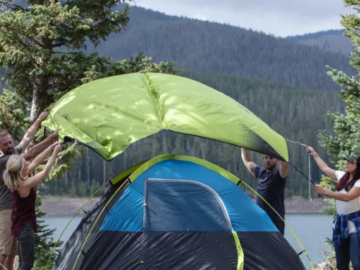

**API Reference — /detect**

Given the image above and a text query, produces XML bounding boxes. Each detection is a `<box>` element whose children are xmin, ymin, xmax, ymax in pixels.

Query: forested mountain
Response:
<box><xmin>85</xmin><ymin>5</ymin><xmax>355</xmax><ymax>91</ymax></box>
<box><xmin>45</xmin><ymin>71</ymin><xmax>343</xmax><ymax>199</ymax></box>
<box><xmin>287</xmin><ymin>29</ymin><xmax>352</xmax><ymax>56</ymax></box>
<box><xmin>0</xmin><ymin>5</ymin><xmax>353</xmax><ymax>92</ymax></box>
<box><xmin>0</xmin><ymin>3</ymin><xmax>350</xmax><ymax>199</ymax></box>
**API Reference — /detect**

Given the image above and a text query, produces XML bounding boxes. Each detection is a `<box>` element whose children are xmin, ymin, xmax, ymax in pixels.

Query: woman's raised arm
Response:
<box><xmin>23</xmin><ymin>143</ymin><xmax>62</xmax><ymax>189</ymax></box>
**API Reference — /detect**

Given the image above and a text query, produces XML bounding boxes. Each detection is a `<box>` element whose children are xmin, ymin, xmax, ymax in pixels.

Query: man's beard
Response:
<box><xmin>265</xmin><ymin>164</ymin><xmax>276</xmax><ymax>171</ymax></box>
<box><xmin>4</xmin><ymin>148</ymin><xmax>14</xmax><ymax>155</ymax></box>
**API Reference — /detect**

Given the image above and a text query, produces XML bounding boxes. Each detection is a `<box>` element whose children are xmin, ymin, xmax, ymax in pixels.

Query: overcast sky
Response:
<box><xmin>131</xmin><ymin>0</ymin><xmax>355</xmax><ymax>37</ymax></box>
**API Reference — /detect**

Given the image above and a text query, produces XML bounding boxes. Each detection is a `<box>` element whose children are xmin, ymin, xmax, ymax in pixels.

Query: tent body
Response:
<box><xmin>54</xmin><ymin>155</ymin><xmax>305</xmax><ymax>270</ymax></box>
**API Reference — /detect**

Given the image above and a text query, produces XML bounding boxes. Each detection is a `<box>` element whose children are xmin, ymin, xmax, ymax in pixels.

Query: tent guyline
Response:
<box><xmin>239</xmin><ymin>181</ymin><xmax>315</xmax><ymax>270</ymax></box>
<box><xmin>71</xmin><ymin>178</ymin><xmax>129</xmax><ymax>270</ymax></box>
<box><xmin>285</xmin><ymin>138</ymin><xmax>316</xmax><ymax>185</ymax></box>
<box><xmin>44</xmin><ymin>183</ymin><xmax>109</xmax><ymax>270</ymax></box>
<box><xmin>284</xmin><ymin>138</ymin><xmax>322</xmax><ymax>198</ymax></box>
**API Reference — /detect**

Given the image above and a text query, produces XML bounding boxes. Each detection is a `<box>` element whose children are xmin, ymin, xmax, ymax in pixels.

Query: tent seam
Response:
<box><xmin>144</xmin><ymin>73</ymin><xmax>167</xmax><ymax>129</ymax></box>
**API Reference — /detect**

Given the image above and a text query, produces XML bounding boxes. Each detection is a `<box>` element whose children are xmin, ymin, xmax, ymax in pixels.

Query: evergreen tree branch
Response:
<box><xmin>318</xmin><ymin>0</ymin><xmax>360</xmax><ymax>265</ymax></box>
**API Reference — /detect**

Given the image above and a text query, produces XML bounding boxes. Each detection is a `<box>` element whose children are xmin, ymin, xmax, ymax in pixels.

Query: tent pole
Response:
<box><xmin>308</xmin><ymin>154</ymin><xmax>312</xmax><ymax>201</ymax></box>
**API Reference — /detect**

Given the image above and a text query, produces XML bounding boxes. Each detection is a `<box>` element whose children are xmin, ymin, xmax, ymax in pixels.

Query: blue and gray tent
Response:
<box><xmin>54</xmin><ymin>155</ymin><xmax>306</xmax><ymax>270</ymax></box>
<box><xmin>42</xmin><ymin>73</ymin><xmax>311</xmax><ymax>270</ymax></box>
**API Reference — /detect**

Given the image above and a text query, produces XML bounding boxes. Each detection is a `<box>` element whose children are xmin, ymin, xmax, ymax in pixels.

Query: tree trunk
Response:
<box><xmin>30</xmin><ymin>74</ymin><xmax>48</xmax><ymax>123</ymax></box>
<box><xmin>30</xmin><ymin>36</ymin><xmax>51</xmax><ymax>124</ymax></box>
<box><xmin>30</xmin><ymin>88</ymin><xmax>40</xmax><ymax>124</ymax></box>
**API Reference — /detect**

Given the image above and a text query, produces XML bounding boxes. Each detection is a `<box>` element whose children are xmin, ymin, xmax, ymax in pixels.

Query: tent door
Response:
<box><xmin>143</xmin><ymin>178</ymin><xmax>233</xmax><ymax>232</ymax></box>
<box><xmin>139</xmin><ymin>178</ymin><xmax>243</xmax><ymax>270</ymax></box>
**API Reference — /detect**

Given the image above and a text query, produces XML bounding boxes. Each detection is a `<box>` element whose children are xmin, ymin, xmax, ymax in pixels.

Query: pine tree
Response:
<box><xmin>0</xmin><ymin>0</ymin><xmax>180</xmax><ymax>180</ymax></box>
<box><xmin>317</xmin><ymin>0</ymin><xmax>360</xmax><ymax>266</ymax></box>
<box><xmin>0</xmin><ymin>0</ymin><xmax>179</xmax><ymax>267</ymax></box>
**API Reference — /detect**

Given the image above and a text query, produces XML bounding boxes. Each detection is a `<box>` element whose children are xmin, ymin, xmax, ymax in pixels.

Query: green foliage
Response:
<box><xmin>34</xmin><ymin>142</ymin><xmax>82</xmax><ymax>181</ymax></box>
<box><xmin>319</xmin><ymin>176</ymin><xmax>337</xmax><ymax>218</ymax></box>
<box><xmin>68</xmin><ymin>181</ymin><xmax>77</xmax><ymax>197</ymax></box>
<box><xmin>90</xmin><ymin>179</ymin><xmax>104</xmax><ymax>196</ymax></box>
<box><xmin>81</xmin><ymin>52</ymin><xmax>179</xmax><ymax>84</ymax></box>
<box><xmin>316</xmin><ymin>0</ymin><xmax>360</xmax><ymax>266</ymax></box>
<box><xmin>0</xmin><ymin>1</ymin><xmax>178</xmax><ymax>119</ymax></box>
<box><xmin>0</xmin><ymin>89</ymin><xmax>28</xmax><ymax>141</ymax></box>
<box><xmin>319</xmin><ymin>237</ymin><xmax>338</xmax><ymax>269</ymax></box>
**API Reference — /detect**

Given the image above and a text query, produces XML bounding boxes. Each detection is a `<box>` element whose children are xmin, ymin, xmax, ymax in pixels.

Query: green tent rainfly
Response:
<box><xmin>42</xmin><ymin>72</ymin><xmax>289</xmax><ymax>162</ymax></box>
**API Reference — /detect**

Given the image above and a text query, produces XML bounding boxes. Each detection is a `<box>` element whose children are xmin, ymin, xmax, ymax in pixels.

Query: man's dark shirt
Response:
<box><xmin>0</xmin><ymin>146</ymin><xmax>22</xmax><ymax>210</ymax></box>
<box><xmin>255</xmin><ymin>166</ymin><xmax>286</xmax><ymax>222</ymax></box>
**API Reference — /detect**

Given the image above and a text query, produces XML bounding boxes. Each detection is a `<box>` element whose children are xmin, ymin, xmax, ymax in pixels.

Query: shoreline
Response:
<box><xmin>39</xmin><ymin>195</ymin><xmax>332</xmax><ymax>216</ymax></box>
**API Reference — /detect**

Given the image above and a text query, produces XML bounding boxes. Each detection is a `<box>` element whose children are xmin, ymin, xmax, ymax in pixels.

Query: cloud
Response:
<box><xmin>131</xmin><ymin>0</ymin><xmax>355</xmax><ymax>37</ymax></box>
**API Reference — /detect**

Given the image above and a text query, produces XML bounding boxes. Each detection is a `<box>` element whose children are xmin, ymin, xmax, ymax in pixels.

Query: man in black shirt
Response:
<box><xmin>241</xmin><ymin>148</ymin><xmax>289</xmax><ymax>235</ymax></box>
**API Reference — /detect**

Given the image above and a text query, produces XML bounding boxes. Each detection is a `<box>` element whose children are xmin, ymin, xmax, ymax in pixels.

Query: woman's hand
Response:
<box><xmin>53</xmin><ymin>142</ymin><xmax>62</xmax><ymax>154</ymax></box>
<box><xmin>50</xmin><ymin>141</ymin><xmax>59</xmax><ymax>149</ymax></box>
<box><xmin>306</xmin><ymin>146</ymin><xmax>319</xmax><ymax>157</ymax></box>
<box><xmin>314</xmin><ymin>184</ymin><xmax>360</xmax><ymax>202</ymax></box>
<box><xmin>38</xmin><ymin>112</ymin><xmax>48</xmax><ymax>122</ymax></box>
<box><xmin>315</xmin><ymin>185</ymin><xmax>328</xmax><ymax>196</ymax></box>
<box><xmin>49</xmin><ymin>131</ymin><xmax>59</xmax><ymax>141</ymax></box>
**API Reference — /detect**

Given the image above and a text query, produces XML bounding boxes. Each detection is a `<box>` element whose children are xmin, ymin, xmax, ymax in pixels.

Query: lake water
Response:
<box><xmin>41</xmin><ymin>214</ymin><xmax>334</xmax><ymax>269</ymax></box>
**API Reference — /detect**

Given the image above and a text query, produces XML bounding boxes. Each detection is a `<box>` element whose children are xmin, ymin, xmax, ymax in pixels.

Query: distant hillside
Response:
<box><xmin>0</xmin><ymin>4</ymin><xmax>355</xmax><ymax>92</ymax></box>
<box><xmin>0</xmin><ymin>2</ymin><xmax>349</xmax><ymax>199</ymax></box>
<box><xmin>287</xmin><ymin>29</ymin><xmax>353</xmax><ymax>56</ymax></box>
<box><xmin>85</xmin><ymin>5</ymin><xmax>355</xmax><ymax>92</ymax></box>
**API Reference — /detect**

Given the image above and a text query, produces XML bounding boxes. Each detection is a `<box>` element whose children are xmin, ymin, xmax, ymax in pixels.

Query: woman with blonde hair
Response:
<box><xmin>3</xmin><ymin>141</ymin><xmax>62</xmax><ymax>270</ymax></box>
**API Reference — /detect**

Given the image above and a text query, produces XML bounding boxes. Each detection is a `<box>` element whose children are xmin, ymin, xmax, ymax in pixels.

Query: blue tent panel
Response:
<box><xmin>144</xmin><ymin>179</ymin><xmax>232</xmax><ymax>232</ymax></box>
<box><xmin>100</xmin><ymin>160</ymin><xmax>277</xmax><ymax>232</ymax></box>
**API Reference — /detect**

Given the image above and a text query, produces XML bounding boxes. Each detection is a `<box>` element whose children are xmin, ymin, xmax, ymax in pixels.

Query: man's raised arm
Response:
<box><xmin>279</xmin><ymin>161</ymin><xmax>289</xmax><ymax>179</ymax></box>
<box><xmin>18</xmin><ymin>112</ymin><xmax>48</xmax><ymax>153</ymax></box>
<box><xmin>241</xmin><ymin>148</ymin><xmax>257</xmax><ymax>177</ymax></box>
<box><xmin>22</xmin><ymin>132</ymin><xmax>59</xmax><ymax>161</ymax></box>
